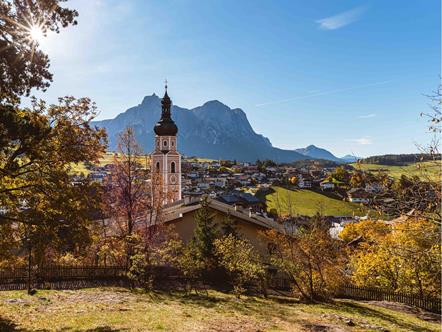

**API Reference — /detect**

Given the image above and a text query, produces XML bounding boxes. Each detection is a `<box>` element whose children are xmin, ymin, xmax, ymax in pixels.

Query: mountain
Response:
<box><xmin>294</xmin><ymin>145</ymin><xmax>343</xmax><ymax>163</ymax></box>
<box><xmin>92</xmin><ymin>94</ymin><xmax>307</xmax><ymax>163</ymax></box>
<box><xmin>341</xmin><ymin>154</ymin><xmax>361</xmax><ymax>163</ymax></box>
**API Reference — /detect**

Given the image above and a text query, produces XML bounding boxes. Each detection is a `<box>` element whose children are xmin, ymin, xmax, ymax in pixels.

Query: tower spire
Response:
<box><xmin>154</xmin><ymin>81</ymin><xmax>177</xmax><ymax>136</ymax></box>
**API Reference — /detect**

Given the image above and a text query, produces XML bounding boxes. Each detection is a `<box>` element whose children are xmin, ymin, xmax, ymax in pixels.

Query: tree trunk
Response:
<box><xmin>27</xmin><ymin>240</ymin><xmax>32</xmax><ymax>295</ymax></box>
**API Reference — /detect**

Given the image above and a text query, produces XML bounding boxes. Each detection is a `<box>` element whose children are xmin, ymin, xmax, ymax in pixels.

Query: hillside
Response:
<box><xmin>260</xmin><ymin>186</ymin><xmax>366</xmax><ymax>217</ymax></box>
<box><xmin>92</xmin><ymin>94</ymin><xmax>307</xmax><ymax>163</ymax></box>
<box><xmin>352</xmin><ymin>160</ymin><xmax>441</xmax><ymax>181</ymax></box>
<box><xmin>0</xmin><ymin>288</ymin><xmax>438</xmax><ymax>331</ymax></box>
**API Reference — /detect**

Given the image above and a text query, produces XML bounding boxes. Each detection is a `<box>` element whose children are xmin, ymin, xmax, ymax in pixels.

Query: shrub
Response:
<box><xmin>263</xmin><ymin>218</ymin><xmax>345</xmax><ymax>301</ymax></box>
<box><xmin>214</xmin><ymin>234</ymin><xmax>265</xmax><ymax>298</ymax></box>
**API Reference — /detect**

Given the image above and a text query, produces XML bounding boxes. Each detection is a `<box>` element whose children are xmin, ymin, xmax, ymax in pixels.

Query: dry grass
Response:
<box><xmin>0</xmin><ymin>288</ymin><xmax>439</xmax><ymax>331</ymax></box>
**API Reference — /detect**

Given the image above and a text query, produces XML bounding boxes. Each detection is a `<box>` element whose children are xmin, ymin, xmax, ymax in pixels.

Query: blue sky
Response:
<box><xmin>35</xmin><ymin>0</ymin><xmax>440</xmax><ymax>157</ymax></box>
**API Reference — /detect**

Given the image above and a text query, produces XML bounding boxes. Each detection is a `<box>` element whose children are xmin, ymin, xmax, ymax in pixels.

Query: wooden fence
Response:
<box><xmin>0</xmin><ymin>266</ymin><xmax>440</xmax><ymax>314</ymax></box>
<box><xmin>337</xmin><ymin>284</ymin><xmax>441</xmax><ymax>314</ymax></box>
<box><xmin>0</xmin><ymin>266</ymin><xmax>128</xmax><ymax>291</ymax></box>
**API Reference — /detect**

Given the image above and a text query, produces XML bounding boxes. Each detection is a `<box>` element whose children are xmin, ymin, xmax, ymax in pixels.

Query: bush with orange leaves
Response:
<box><xmin>263</xmin><ymin>217</ymin><xmax>346</xmax><ymax>301</ymax></box>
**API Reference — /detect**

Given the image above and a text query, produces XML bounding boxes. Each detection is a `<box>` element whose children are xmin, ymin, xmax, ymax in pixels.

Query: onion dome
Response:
<box><xmin>154</xmin><ymin>83</ymin><xmax>178</xmax><ymax>136</ymax></box>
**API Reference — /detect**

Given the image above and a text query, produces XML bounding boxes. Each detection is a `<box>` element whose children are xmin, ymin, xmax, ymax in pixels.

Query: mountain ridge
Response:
<box><xmin>92</xmin><ymin>94</ymin><xmax>305</xmax><ymax>162</ymax></box>
<box><xmin>294</xmin><ymin>144</ymin><xmax>343</xmax><ymax>163</ymax></box>
<box><xmin>93</xmin><ymin>94</ymin><xmax>356</xmax><ymax>163</ymax></box>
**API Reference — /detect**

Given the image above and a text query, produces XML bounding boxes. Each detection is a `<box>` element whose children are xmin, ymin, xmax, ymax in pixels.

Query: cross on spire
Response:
<box><xmin>164</xmin><ymin>79</ymin><xmax>168</xmax><ymax>91</ymax></box>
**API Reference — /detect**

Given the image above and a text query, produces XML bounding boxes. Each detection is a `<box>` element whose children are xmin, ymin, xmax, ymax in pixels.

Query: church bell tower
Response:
<box><xmin>151</xmin><ymin>82</ymin><xmax>181</xmax><ymax>204</ymax></box>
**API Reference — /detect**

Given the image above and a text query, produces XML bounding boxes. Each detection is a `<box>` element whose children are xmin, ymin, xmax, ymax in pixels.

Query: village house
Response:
<box><xmin>320</xmin><ymin>179</ymin><xmax>335</xmax><ymax>190</ymax></box>
<box><xmin>347</xmin><ymin>188</ymin><xmax>371</xmax><ymax>203</ymax></box>
<box><xmin>298</xmin><ymin>174</ymin><xmax>313</xmax><ymax>188</ymax></box>
<box><xmin>217</xmin><ymin>191</ymin><xmax>264</xmax><ymax>212</ymax></box>
<box><xmin>162</xmin><ymin>197</ymin><xmax>279</xmax><ymax>255</ymax></box>
<box><xmin>365</xmin><ymin>182</ymin><xmax>384</xmax><ymax>194</ymax></box>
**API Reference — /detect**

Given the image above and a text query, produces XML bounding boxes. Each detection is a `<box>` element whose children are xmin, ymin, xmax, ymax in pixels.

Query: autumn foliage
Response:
<box><xmin>263</xmin><ymin>218</ymin><xmax>346</xmax><ymax>301</ymax></box>
<box><xmin>342</xmin><ymin>219</ymin><xmax>441</xmax><ymax>298</ymax></box>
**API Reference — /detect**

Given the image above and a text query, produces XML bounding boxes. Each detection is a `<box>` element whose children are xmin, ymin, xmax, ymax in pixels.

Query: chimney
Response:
<box><xmin>233</xmin><ymin>204</ymin><xmax>237</xmax><ymax>211</ymax></box>
<box><xmin>248</xmin><ymin>207</ymin><xmax>252</xmax><ymax>218</ymax></box>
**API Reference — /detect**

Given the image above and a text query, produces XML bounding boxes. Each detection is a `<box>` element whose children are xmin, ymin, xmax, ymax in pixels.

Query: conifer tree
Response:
<box><xmin>190</xmin><ymin>197</ymin><xmax>219</xmax><ymax>270</ymax></box>
<box><xmin>221</xmin><ymin>212</ymin><xmax>239</xmax><ymax>238</ymax></box>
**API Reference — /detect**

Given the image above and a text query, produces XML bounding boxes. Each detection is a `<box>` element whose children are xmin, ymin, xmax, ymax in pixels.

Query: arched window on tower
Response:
<box><xmin>156</xmin><ymin>162</ymin><xmax>160</xmax><ymax>172</ymax></box>
<box><xmin>171</xmin><ymin>161</ymin><xmax>176</xmax><ymax>173</ymax></box>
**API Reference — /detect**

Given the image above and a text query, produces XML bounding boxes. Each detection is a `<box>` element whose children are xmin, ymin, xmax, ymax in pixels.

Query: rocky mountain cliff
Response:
<box><xmin>92</xmin><ymin>94</ymin><xmax>307</xmax><ymax>163</ymax></box>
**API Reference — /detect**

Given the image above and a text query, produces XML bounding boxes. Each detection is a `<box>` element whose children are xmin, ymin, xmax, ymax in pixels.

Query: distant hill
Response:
<box><xmin>340</xmin><ymin>154</ymin><xmax>361</xmax><ymax>163</ymax></box>
<box><xmin>92</xmin><ymin>94</ymin><xmax>308</xmax><ymax>163</ymax></box>
<box><xmin>294</xmin><ymin>145</ymin><xmax>343</xmax><ymax>163</ymax></box>
<box><xmin>360</xmin><ymin>153</ymin><xmax>441</xmax><ymax>166</ymax></box>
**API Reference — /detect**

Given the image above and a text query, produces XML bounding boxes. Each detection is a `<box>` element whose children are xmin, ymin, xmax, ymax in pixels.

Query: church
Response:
<box><xmin>150</xmin><ymin>85</ymin><xmax>280</xmax><ymax>254</ymax></box>
<box><xmin>151</xmin><ymin>83</ymin><xmax>181</xmax><ymax>204</ymax></box>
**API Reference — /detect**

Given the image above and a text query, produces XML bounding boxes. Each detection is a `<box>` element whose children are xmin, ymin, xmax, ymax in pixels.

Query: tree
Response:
<box><xmin>220</xmin><ymin>212</ymin><xmax>238</xmax><ymax>238</ymax></box>
<box><xmin>349</xmin><ymin>171</ymin><xmax>365</xmax><ymax>188</ymax></box>
<box><xmin>0</xmin><ymin>97</ymin><xmax>106</xmax><ymax>292</ymax></box>
<box><xmin>189</xmin><ymin>197</ymin><xmax>219</xmax><ymax>270</ymax></box>
<box><xmin>371</xmin><ymin>175</ymin><xmax>441</xmax><ymax>225</ymax></box>
<box><xmin>332</xmin><ymin>166</ymin><xmax>350</xmax><ymax>183</ymax></box>
<box><xmin>289</xmin><ymin>176</ymin><xmax>298</xmax><ymax>186</ymax></box>
<box><xmin>264</xmin><ymin>217</ymin><xmax>345</xmax><ymax>301</ymax></box>
<box><xmin>0</xmin><ymin>0</ymin><xmax>78</xmax><ymax>104</ymax></box>
<box><xmin>214</xmin><ymin>234</ymin><xmax>265</xmax><ymax>298</ymax></box>
<box><xmin>0</xmin><ymin>98</ymin><xmax>106</xmax><ymax>252</ymax></box>
<box><xmin>421</xmin><ymin>83</ymin><xmax>441</xmax><ymax>134</ymax></box>
<box><xmin>339</xmin><ymin>220</ymin><xmax>390</xmax><ymax>243</ymax></box>
<box><xmin>103</xmin><ymin>127</ymin><xmax>151</xmax><ymax>268</ymax></box>
<box><xmin>346</xmin><ymin>219</ymin><xmax>441</xmax><ymax>298</ymax></box>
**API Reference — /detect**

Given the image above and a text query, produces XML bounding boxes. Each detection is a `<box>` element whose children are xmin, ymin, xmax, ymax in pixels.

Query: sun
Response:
<box><xmin>29</xmin><ymin>25</ymin><xmax>44</xmax><ymax>43</ymax></box>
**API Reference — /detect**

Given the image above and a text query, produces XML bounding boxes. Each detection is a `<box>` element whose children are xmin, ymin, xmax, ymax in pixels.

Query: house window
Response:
<box><xmin>171</xmin><ymin>161</ymin><xmax>176</xmax><ymax>173</ymax></box>
<box><xmin>156</xmin><ymin>162</ymin><xmax>160</xmax><ymax>172</ymax></box>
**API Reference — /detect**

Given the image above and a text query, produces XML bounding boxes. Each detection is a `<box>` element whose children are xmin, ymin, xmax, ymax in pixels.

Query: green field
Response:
<box><xmin>0</xmin><ymin>288</ymin><xmax>438</xmax><ymax>331</ymax></box>
<box><xmin>71</xmin><ymin>152</ymin><xmax>151</xmax><ymax>175</ymax></box>
<box><xmin>352</xmin><ymin>160</ymin><xmax>441</xmax><ymax>181</ymax></box>
<box><xmin>261</xmin><ymin>186</ymin><xmax>366</xmax><ymax>217</ymax></box>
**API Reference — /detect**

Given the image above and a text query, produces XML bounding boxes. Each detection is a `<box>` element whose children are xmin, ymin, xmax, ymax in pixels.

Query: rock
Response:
<box><xmin>344</xmin><ymin>319</ymin><xmax>355</xmax><ymax>326</ymax></box>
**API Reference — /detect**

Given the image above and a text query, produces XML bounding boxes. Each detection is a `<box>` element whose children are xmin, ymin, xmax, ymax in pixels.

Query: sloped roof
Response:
<box><xmin>162</xmin><ymin>198</ymin><xmax>281</xmax><ymax>231</ymax></box>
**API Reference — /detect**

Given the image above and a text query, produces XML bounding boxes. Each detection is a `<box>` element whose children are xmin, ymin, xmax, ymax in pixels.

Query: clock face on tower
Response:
<box><xmin>170</xmin><ymin>175</ymin><xmax>177</xmax><ymax>184</ymax></box>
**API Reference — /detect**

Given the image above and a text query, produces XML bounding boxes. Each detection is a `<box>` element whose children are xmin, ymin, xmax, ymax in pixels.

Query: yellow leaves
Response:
<box><xmin>289</xmin><ymin>176</ymin><xmax>298</xmax><ymax>185</ymax></box>
<box><xmin>214</xmin><ymin>234</ymin><xmax>265</xmax><ymax>297</ymax></box>
<box><xmin>339</xmin><ymin>220</ymin><xmax>390</xmax><ymax>243</ymax></box>
<box><xmin>347</xmin><ymin>218</ymin><xmax>441</xmax><ymax>296</ymax></box>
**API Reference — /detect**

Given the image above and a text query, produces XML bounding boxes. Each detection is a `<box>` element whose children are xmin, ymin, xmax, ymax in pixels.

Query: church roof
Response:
<box><xmin>154</xmin><ymin>84</ymin><xmax>178</xmax><ymax>136</ymax></box>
